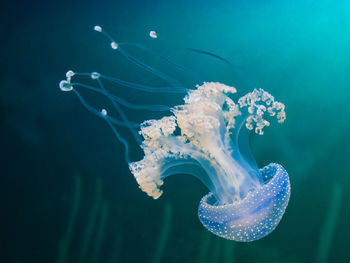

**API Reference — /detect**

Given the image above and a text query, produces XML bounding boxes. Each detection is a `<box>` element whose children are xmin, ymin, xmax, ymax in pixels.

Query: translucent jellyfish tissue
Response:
<box><xmin>60</xmin><ymin>26</ymin><xmax>290</xmax><ymax>242</ymax></box>
<box><xmin>129</xmin><ymin>83</ymin><xmax>290</xmax><ymax>242</ymax></box>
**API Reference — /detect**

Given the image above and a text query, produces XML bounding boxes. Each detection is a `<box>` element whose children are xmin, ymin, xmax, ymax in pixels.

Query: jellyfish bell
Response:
<box><xmin>198</xmin><ymin>163</ymin><xmax>290</xmax><ymax>241</ymax></box>
<box><xmin>59</xmin><ymin>26</ymin><xmax>290</xmax><ymax>242</ymax></box>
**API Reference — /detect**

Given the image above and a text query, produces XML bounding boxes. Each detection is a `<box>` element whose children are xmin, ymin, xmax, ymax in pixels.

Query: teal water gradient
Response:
<box><xmin>1</xmin><ymin>0</ymin><xmax>350</xmax><ymax>262</ymax></box>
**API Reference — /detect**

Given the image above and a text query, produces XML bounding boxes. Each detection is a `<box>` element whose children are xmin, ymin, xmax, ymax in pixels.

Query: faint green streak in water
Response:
<box><xmin>55</xmin><ymin>174</ymin><xmax>82</xmax><ymax>263</ymax></box>
<box><xmin>151</xmin><ymin>203</ymin><xmax>173</xmax><ymax>263</ymax></box>
<box><xmin>316</xmin><ymin>183</ymin><xmax>342</xmax><ymax>263</ymax></box>
<box><xmin>79</xmin><ymin>178</ymin><xmax>103</xmax><ymax>263</ymax></box>
<box><xmin>91</xmin><ymin>200</ymin><xmax>109</xmax><ymax>263</ymax></box>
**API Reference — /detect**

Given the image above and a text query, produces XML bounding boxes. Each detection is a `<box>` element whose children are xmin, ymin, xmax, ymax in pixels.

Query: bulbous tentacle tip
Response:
<box><xmin>94</xmin><ymin>25</ymin><xmax>102</xmax><ymax>32</ymax></box>
<box><xmin>198</xmin><ymin>163</ymin><xmax>290</xmax><ymax>242</ymax></box>
<box><xmin>149</xmin><ymin>30</ymin><xmax>157</xmax><ymax>39</ymax></box>
<box><xmin>59</xmin><ymin>80</ymin><xmax>73</xmax><ymax>92</ymax></box>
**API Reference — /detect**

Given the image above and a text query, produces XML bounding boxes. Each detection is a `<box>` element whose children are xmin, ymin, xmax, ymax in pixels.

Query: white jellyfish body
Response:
<box><xmin>128</xmin><ymin>82</ymin><xmax>290</xmax><ymax>241</ymax></box>
<box><xmin>60</xmin><ymin>26</ymin><xmax>290</xmax><ymax>242</ymax></box>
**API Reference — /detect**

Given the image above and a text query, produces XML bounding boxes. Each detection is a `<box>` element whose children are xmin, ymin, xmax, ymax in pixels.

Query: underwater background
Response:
<box><xmin>1</xmin><ymin>0</ymin><xmax>350</xmax><ymax>262</ymax></box>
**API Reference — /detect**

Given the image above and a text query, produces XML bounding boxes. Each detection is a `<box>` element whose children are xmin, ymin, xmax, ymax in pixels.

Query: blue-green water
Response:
<box><xmin>1</xmin><ymin>0</ymin><xmax>349</xmax><ymax>262</ymax></box>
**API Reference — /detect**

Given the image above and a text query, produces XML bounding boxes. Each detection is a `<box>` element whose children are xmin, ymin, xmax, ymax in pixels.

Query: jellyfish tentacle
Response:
<box><xmin>118</xmin><ymin>48</ymin><xmax>180</xmax><ymax>85</ymax></box>
<box><xmin>101</xmin><ymin>75</ymin><xmax>187</xmax><ymax>93</ymax></box>
<box><xmin>119</xmin><ymin>42</ymin><xmax>196</xmax><ymax>78</ymax></box>
<box><xmin>66</xmin><ymin>71</ymin><xmax>145</xmax><ymax>144</ymax></box>
<box><xmin>229</xmin><ymin>88</ymin><xmax>286</xmax><ymax>182</ymax></box>
<box><xmin>131</xmin><ymin>83</ymin><xmax>263</xmax><ymax>203</ymax></box>
<box><xmin>129</xmin><ymin>136</ymin><xmax>229</xmax><ymax>202</ymax></box>
<box><xmin>146</xmin><ymin>30</ymin><xmax>232</xmax><ymax>65</ymax></box>
<box><xmin>101</xmin><ymin>108</ymin><xmax>131</xmax><ymax>163</ymax></box>
<box><xmin>160</xmin><ymin>136</ymin><xmax>236</xmax><ymax>203</ymax></box>
<box><xmin>74</xmin><ymin>72</ymin><xmax>187</xmax><ymax>93</ymax></box>
<box><xmin>94</xmin><ymin>26</ymin><xmax>181</xmax><ymax>86</ymax></box>
<box><xmin>60</xmin><ymin>26</ymin><xmax>290</xmax><ymax>242</ymax></box>
<box><xmin>72</xmin><ymin>89</ymin><xmax>132</xmax><ymax>163</ymax></box>
<box><xmin>131</xmin><ymin>82</ymin><xmax>287</xmax><ymax>202</ymax></box>
<box><xmin>70</xmin><ymin>82</ymin><xmax>170</xmax><ymax>111</ymax></box>
<box><xmin>129</xmin><ymin>83</ymin><xmax>289</xmax><ymax>241</ymax></box>
<box><xmin>69</xmin><ymin>88</ymin><xmax>137</xmax><ymax>128</ymax></box>
<box><xmin>160</xmin><ymin>160</ymin><xmax>215</xmax><ymax>195</ymax></box>
<box><xmin>232</xmin><ymin>115</ymin><xmax>260</xmax><ymax>177</ymax></box>
<box><xmin>95</xmin><ymin>75</ymin><xmax>142</xmax><ymax>144</ymax></box>
<box><xmin>146</xmin><ymin>29</ymin><xmax>255</xmax><ymax>85</ymax></box>
<box><xmin>238</xmin><ymin>88</ymin><xmax>286</xmax><ymax>134</ymax></box>
<box><xmin>60</xmin><ymin>73</ymin><xmax>137</xmax><ymax>163</ymax></box>
<box><xmin>59</xmin><ymin>65</ymin><xmax>187</xmax><ymax>162</ymax></box>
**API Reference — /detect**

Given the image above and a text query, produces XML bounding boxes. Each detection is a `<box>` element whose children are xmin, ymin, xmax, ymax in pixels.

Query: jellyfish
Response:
<box><xmin>59</xmin><ymin>26</ymin><xmax>290</xmax><ymax>242</ymax></box>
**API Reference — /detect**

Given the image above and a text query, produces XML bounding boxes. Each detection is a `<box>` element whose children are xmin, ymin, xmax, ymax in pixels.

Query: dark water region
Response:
<box><xmin>1</xmin><ymin>0</ymin><xmax>349</xmax><ymax>262</ymax></box>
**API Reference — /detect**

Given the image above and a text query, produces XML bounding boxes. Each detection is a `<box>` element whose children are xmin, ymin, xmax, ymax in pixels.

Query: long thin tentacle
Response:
<box><xmin>94</xmin><ymin>26</ymin><xmax>183</xmax><ymax>86</ymax></box>
<box><xmin>119</xmin><ymin>42</ymin><xmax>196</xmax><ymax>77</ymax></box>
<box><xmin>71</xmin><ymin>82</ymin><xmax>170</xmax><ymax>111</ymax></box>
<box><xmin>75</xmin><ymin>72</ymin><xmax>187</xmax><ymax>93</ymax></box>
<box><xmin>96</xmin><ymin>78</ymin><xmax>142</xmax><ymax>144</ymax></box>
<box><xmin>72</xmin><ymin>89</ymin><xmax>134</xmax><ymax>163</ymax></box>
